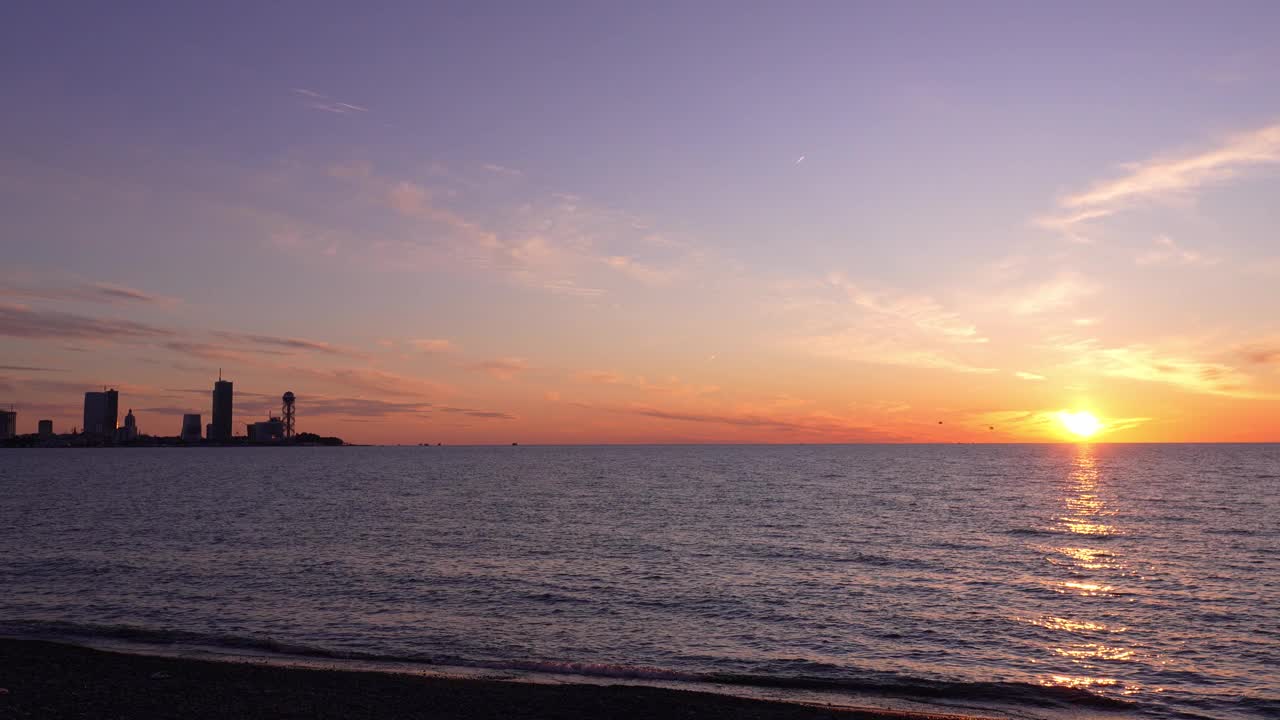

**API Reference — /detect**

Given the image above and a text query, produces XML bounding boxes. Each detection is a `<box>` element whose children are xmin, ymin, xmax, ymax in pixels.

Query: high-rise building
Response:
<box><xmin>82</xmin><ymin>389</ymin><xmax>119</xmax><ymax>436</ymax></box>
<box><xmin>181</xmin><ymin>414</ymin><xmax>202</xmax><ymax>442</ymax></box>
<box><xmin>38</xmin><ymin>419</ymin><xmax>53</xmax><ymax>438</ymax></box>
<box><xmin>105</xmin><ymin>389</ymin><xmax>119</xmax><ymax>435</ymax></box>
<box><xmin>0</xmin><ymin>410</ymin><xmax>16</xmax><ymax>440</ymax></box>
<box><xmin>212</xmin><ymin>375</ymin><xmax>233</xmax><ymax>442</ymax></box>
<box><xmin>83</xmin><ymin>392</ymin><xmax>107</xmax><ymax>435</ymax></box>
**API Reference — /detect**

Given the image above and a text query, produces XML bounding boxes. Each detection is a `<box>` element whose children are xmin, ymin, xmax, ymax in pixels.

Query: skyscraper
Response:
<box><xmin>83</xmin><ymin>392</ymin><xmax>107</xmax><ymax>435</ymax></box>
<box><xmin>38</xmin><ymin>419</ymin><xmax>53</xmax><ymax>439</ymax></box>
<box><xmin>82</xmin><ymin>389</ymin><xmax>119</xmax><ymax>436</ymax></box>
<box><xmin>104</xmin><ymin>388</ymin><xmax>119</xmax><ymax>435</ymax></box>
<box><xmin>212</xmin><ymin>374</ymin><xmax>233</xmax><ymax>442</ymax></box>
<box><xmin>0</xmin><ymin>410</ymin><xmax>16</xmax><ymax>440</ymax></box>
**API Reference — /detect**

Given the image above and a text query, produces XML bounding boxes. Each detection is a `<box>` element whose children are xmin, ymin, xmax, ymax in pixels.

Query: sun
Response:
<box><xmin>1058</xmin><ymin>411</ymin><xmax>1102</xmax><ymax>439</ymax></box>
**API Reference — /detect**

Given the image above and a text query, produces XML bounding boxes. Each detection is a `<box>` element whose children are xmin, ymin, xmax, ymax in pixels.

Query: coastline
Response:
<box><xmin>0</xmin><ymin>639</ymin><xmax>1005</xmax><ymax>720</ymax></box>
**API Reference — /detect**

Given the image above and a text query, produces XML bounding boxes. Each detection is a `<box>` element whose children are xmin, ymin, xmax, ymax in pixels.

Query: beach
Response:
<box><xmin>0</xmin><ymin>639</ymin><xmax>993</xmax><ymax>720</ymax></box>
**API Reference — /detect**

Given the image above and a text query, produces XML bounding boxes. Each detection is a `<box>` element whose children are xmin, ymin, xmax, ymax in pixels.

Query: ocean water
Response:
<box><xmin>1</xmin><ymin>444</ymin><xmax>1277</xmax><ymax>719</ymax></box>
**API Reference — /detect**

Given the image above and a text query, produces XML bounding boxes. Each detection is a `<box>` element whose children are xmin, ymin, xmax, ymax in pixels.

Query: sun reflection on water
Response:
<box><xmin>1034</xmin><ymin>444</ymin><xmax>1143</xmax><ymax>697</ymax></box>
<box><xmin>1018</xmin><ymin>615</ymin><xmax>1125</xmax><ymax>633</ymax></box>
<box><xmin>1056</xmin><ymin>447</ymin><xmax>1118</xmax><ymax>537</ymax></box>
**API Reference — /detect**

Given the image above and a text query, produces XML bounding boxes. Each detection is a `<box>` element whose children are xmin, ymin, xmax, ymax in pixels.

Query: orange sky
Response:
<box><xmin>4</xmin><ymin>6</ymin><xmax>1280</xmax><ymax>444</ymax></box>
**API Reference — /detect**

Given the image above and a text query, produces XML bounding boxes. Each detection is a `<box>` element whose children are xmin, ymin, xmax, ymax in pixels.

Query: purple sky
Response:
<box><xmin>3</xmin><ymin>2</ymin><xmax>1280</xmax><ymax>443</ymax></box>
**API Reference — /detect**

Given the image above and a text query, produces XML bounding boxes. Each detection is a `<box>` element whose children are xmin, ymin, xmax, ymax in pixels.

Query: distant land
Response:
<box><xmin>1</xmin><ymin>431</ymin><xmax>344</xmax><ymax>449</ymax></box>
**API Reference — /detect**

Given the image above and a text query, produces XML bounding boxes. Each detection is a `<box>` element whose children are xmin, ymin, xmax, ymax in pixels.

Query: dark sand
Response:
<box><xmin>0</xmin><ymin>639</ymin><xmax>992</xmax><ymax>720</ymax></box>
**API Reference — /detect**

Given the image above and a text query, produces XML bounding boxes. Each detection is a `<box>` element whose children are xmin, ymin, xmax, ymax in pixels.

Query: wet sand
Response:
<box><xmin>0</xmin><ymin>639</ymin><xmax>993</xmax><ymax>720</ymax></box>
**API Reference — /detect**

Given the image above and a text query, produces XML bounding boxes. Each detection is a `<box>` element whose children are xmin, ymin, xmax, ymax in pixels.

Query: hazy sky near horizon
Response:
<box><xmin>4</xmin><ymin>1</ymin><xmax>1280</xmax><ymax>443</ymax></box>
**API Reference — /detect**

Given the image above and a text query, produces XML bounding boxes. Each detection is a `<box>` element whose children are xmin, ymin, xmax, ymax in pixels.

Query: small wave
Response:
<box><xmin>0</xmin><ymin>620</ymin><xmax>370</xmax><ymax>661</ymax></box>
<box><xmin>1005</xmin><ymin>527</ymin><xmax>1057</xmax><ymax>537</ymax></box>
<box><xmin>0</xmin><ymin>620</ymin><xmax>1135</xmax><ymax>712</ymax></box>
<box><xmin>701</xmin><ymin>672</ymin><xmax>1133</xmax><ymax>709</ymax></box>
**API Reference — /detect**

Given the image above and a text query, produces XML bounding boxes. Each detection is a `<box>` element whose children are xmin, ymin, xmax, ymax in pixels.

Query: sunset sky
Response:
<box><xmin>4</xmin><ymin>2</ymin><xmax>1280</xmax><ymax>444</ymax></box>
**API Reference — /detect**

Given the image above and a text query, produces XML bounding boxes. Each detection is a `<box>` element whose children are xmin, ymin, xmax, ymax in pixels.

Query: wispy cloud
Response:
<box><xmin>777</xmin><ymin>274</ymin><xmax>994</xmax><ymax>375</ymax></box>
<box><xmin>575</xmin><ymin>370</ymin><xmax>720</xmax><ymax>397</ymax></box>
<box><xmin>302</xmin><ymin>396</ymin><xmax>433</xmax><ymax>418</ymax></box>
<box><xmin>0</xmin><ymin>280</ymin><xmax>177</xmax><ymax>305</ymax></box>
<box><xmin>212</xmin><ymin>331</ymin><xmax>361</xmax><ymax>357</ymax></box>
<box><xmin>0</xmin><ymin>364</ymin><xmax>64</xmax><ymax>372</ymax></box>
<box><xmin>993</xmin><ymin>271</ymin><xmax>1099</xmax><ymax>316</ymax></box>
<box><xmin>291</xmin><ymin>88</ymin><xmax>369</xmax><ymax>115</ymax></box>
<box><xmin>824</xmin><ymin>273</ymin><xmax>985</xmax><ymax>342</ymax></box>
<box><xmin>1135</xmin><ymin>235</ymin><xmax>1217</xmax><ymax>266</ymax></box>
<box><xmin>161</xmin><ymin>341</ymin><xmax>264</xmax><ymax>364</ymax></box>
<box><xmin>1236</xmin><ymin>340</ymin><xmax>1280</xmax><ymax>366</ymax></box>
<box><xmin>795</xmin><ymin>330</ymin><xmax>998</xmax><ymax>374</ymax></box>
<box><xmin>322</xmin><ymin>164</ymin><xmax>701</xmax><ymax>298</ymax></box>
<box><xmin>472</xmin><ymin>357</ymin><xmax>528</xmax><ymax>381</ymax></box>
<box><xmin>436</xmin><ymin>406</ymin><xmax>517</xmax><ymax>420</ymax></box>
<box><xmin>1039</xmin><ymin>122</ymin><xmax>1280</xmax><ymax>237</ymax></box>
<box><xmin>409</xmin><ymin>338</ymin><xmax>457</xmax><ymax>353</ymax></box>
<box><xmin>624</xmin><ymin>405</ymin><xmax>903</xmax><ymax>441</ymax></box>
<box><xmin>285</xmin><ymin>365</ymin><xmax>453</xmax><ymax>398</ymax></box>
<box><xmin>0</xmin><ymin>304</ymin><xmax>175</xmax><ymax>341</ymax></box>
<box><xmin>1015</xmin><ymin>371</ymin><xmax>1046</xmax><ymax>381</ymax></box>
<box><xmin>968</xmin><ymin>408</ymin><xmax>1152</xmax><ymax>439</ymax></box>
<box><xmin>481</xmin><ymin>163</ymin><xmax>522</xmax><ymax>177</ymax></box>
<box><xmin>1055</xmin><ymin>339</ymin><xmax>1261</xmax><ymax>397</ymax></box>
<box><xmin>89</xmin><ymin>282</ymin><xmax>171</xmax><ymax>303</ymax></box>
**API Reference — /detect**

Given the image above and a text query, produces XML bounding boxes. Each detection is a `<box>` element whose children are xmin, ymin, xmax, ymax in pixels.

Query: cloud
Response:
<box><xmin>797</xmin><ymin>331</ymin><xmax>998</xmax><ymax>374</ymax></box>
<box><xmin>625</xmin><ymin>405</ymin><xmax>903</xmax><ymax>441</ymax></box>
<box><xmin>302</xmin><ymin>396</ymin><xmax>433</xmax><ymax>418</ymax></box>
<box><xmin>291</xmin><ymin>88</ymin><xmax>369</xmax><ymax>114</ymax></box>
<box><xmin>382</xmin><ymin>181</ymin><xmax>499</xmax><ymax>253</ymax></box>
<box><xmin>285</xmin><ymin>366</ymin><xmax>453</xmax><ymax>398</ymax></box>
<box><xmin>161</xmin><ymin>342</ymin><xmax>265</xmax><ymax>364</ymax></box>
<box><xmin>1237</xmin><ymin>341</ymin><xmax>1280</xmax><ymax>366</ymax></box>
<box><xmin>436</xmin><ymin>406</ymin><xmax>517</xmax><ymax>420</ymax></box>
<box><xmin>472</xmin><ymin>357</ymin><xmax>528</xmax><ymax>381</ymax></box>
<box><xmin>602</xmin><ymin>255</ymin><xmax>679</xmax><ymax>285</ymax></box>
<box><xmin>1015</xmin><ymin>371</ymin><xmax>1046</xmax><ymax>381</ymax></box>
<box><xmin>164</xmin><ymin>387</ymin><xmax>277</xmax><ymax>401</ymax></box>
<box><xmin>1135</xmin><ymin>235</ymin><xmax>1217</xmax><ymax>266</ymax></box>
<box><xmin>968</xmin><ymin>408</ymin><xmax>1152</xmax><ymax>438</ymax></box>
<box><xmin>212</xmin><ymin>331</ymin><xmax>359</xmax><ymax>356</ymax></box>
<box><xmin>577</xmin><ymin>370</ymin><xmax>626</xmax><ymax>385</ymax></box>
<box><xmin>996</xmin><ymin>272</ymin><xmax>1100</xmax><ymax>315</ymax></box>
<box><xmin>327</xmin><ymin>165</ymin><xmax>698</xmax><ymax>296</ymax></box>
<box><xmin>409</xmin><ymin>338</ymin><xmax>456</xmax><ymax>353</ymax></box>
<box><xmin>1058</xmin><ymin>340</ymin><xmax>1260</xmax><ymax>397</ymax></box>
<box><xmin>0</xmin><ymin>304</ymin><xmax>175</xmax><ymax>341</ymax></box>
<box><xmin>89</xmin><ymin>282</ymin><xmax>171</xmax><ymax>303</ymax></box>
<box><xmin>0</xmin><ymin>280</ymin><xmax>176</xmax><ymax>305</ymax></box>
<box><xmin>778</xmin><ymin>274</ymin><xmax>996</xmax><ymax>375</ymax></box>
<box><xmin>574</xmin><ymin>370</ymin><xmax>720</xmax><ymax>396</ymax></box>
<box><xmin>0</xmin><ymin>365</ymin><xmax>64</xmax><ymax>372</ymax></box>
<box><xmin>824</xmin><ymin>273</ymin><xmax>985</xmax><ymax>341</ymax></box>
<box><xmin>535</xmin><ymin>279</ymin><xmax>606</xmax><ymax>297</ymax></box>
<box><xmin>482</xmin><ymin>163</ymin><xmax>522</xmax><ymax>177</ymax></box>
<box><xmin>1039</xmin><ymin>121</ymin><xmax>1280</xmax><ymax>235</ymax></box>
<box><xmin>133</xmin><ymin>406</ymin><xmax>198</xmax><ymax>416</ymax></box>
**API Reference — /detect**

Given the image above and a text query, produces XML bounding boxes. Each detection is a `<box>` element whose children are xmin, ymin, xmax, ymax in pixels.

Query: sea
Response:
<box><xmin>1</xmin><ymin>444</ymin><xmax>1276</xmax><ymax>720</ymax></box>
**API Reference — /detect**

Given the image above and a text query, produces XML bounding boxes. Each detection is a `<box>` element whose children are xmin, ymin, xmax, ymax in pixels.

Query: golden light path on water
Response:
<box><xmin>1034</xmin><ymin>444</ymin><xmax>1150</xmax><ymax>698</ymax></box>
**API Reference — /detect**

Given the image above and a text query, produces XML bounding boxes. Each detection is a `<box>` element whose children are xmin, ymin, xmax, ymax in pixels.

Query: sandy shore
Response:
<box><xmin>0</xmin><ymin>639</ymin><xmax>1000</xmax><ymax>720</ymax></box>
